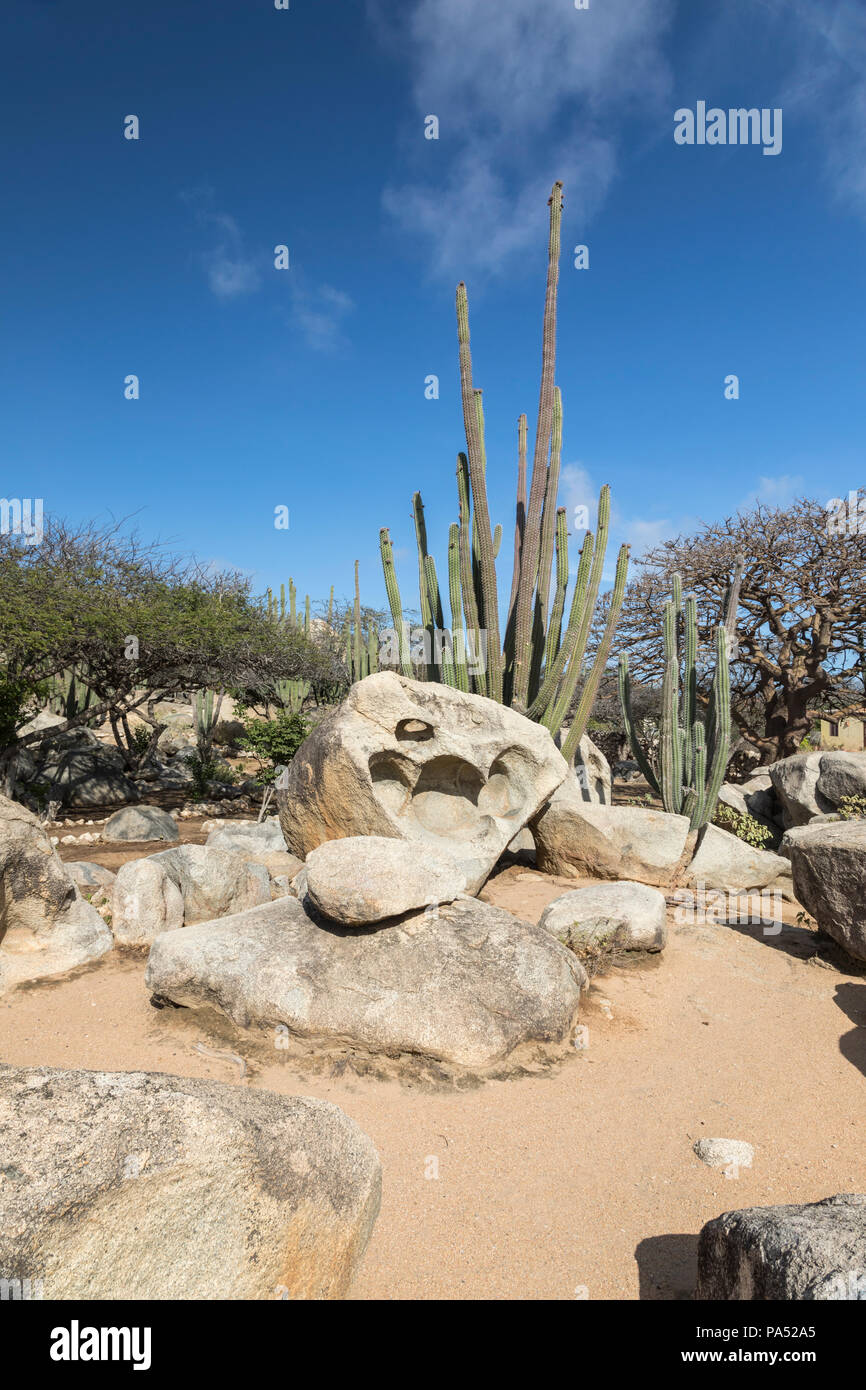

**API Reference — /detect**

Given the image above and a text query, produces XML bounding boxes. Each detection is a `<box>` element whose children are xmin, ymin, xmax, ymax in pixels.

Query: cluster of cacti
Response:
<box><xmin>47</xmin><ymin>667</ymin><xmax>94</xmax><ymax>721</ymax></box>
<box><xmin>273</xmin><ymin>678</ymin><xmax>311</xmax><ymax>714</ymax></box>
<box><xmin>378</xmin><ymin>182</ymin><xmax>629</xmax><ymax>762</ymax></box>
<box><xmin>267</xmin><ymin>580</ymin><xmax>318</xmax><ymax>637</ymax></box>
<box><xmin>618</xmin><ymin>560</ymin><xmax>742</xmax><ymax>832</ymax></box>
<box><xmin>193</xmin><ymin>687</ymin><xmax>219</xmax><ymax>747</ymax></box>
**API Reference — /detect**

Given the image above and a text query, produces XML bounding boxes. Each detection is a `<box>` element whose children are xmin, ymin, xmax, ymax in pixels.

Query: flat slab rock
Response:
<box><xmin>102</xmin><ymin>805</ymin><xmax>179</xmax><ymax>842</ymax></box>
<box><xmin>697</xmin><ymin>1194</ymin><xmax>866</xmax><ymax>1300</ymax></box>
<box><xmin>305</xmin><ymin>835</ymin><xmax>468</xmax><ymax>925</ymax></box>
<box><xmin>0</xmin><ymin>1065</ymin><xmax>381</xmax><ymax>1300</ymax></box>
<box><xmin>145</xmin><ymin>895</ymin><xmax>586</xmax><ymax>1073</ymax></box>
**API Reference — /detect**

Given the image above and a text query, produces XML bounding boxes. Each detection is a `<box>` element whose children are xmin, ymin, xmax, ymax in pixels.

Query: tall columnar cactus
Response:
<box><xmin>377</xmin><ymin>181</ymin><xmax>627</xmax><ymax>759</ymax></box>
<box><xmin>618</xmin><ymin>564</ymin><xmax>740</xmax><ymax>832</ymax></box>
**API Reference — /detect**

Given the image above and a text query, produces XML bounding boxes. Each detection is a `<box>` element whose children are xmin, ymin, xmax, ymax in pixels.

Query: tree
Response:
<box><xmin>0</xmin><ymin>517</ymin><xmax>335</xmax><ymax>793</ymax></box>
<box><xmin>615</xmin><ymin>497</ymin><xmax>866</xmax><ymax>762</ymax></box>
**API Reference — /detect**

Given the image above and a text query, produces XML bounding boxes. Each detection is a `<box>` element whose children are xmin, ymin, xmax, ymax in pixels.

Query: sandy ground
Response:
<box><xmin>1</xmin><ymin>848</ymin><xmax>864</xmax><ymax>1301</ymax></box>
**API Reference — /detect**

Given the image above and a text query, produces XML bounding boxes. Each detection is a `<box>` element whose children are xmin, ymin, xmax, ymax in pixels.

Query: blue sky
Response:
<box><xmin>2</xmin><ymin>0</ymin><xmax>864</xmax><ymax>614</ymax></box>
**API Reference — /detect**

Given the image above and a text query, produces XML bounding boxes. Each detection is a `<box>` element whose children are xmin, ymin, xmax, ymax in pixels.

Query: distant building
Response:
<box><xmin>808</xmin><ymin>705</ymin><xmax>866</xmax><ymax>751</ymax></box>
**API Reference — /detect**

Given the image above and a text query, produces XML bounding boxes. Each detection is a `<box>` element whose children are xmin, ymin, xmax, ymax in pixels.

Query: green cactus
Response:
<box><xmin>618</xmin><ymin>564</ymin><xmax>739</xmax><ymax>832</ymax></box>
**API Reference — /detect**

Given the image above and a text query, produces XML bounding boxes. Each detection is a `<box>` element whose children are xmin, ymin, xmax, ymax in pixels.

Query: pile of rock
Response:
<box><xmin>146</xmin><ymin>832</ymin><xmax>587</xmax><ymax>1073</ymax></box>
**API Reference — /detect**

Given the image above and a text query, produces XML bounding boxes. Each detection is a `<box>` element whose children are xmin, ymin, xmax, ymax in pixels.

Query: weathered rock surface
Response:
<box><xmin>206</xmin><ymin>819</ymin><xmax>287</xmax><ymax>855</ymax></box>
<box><xmin>532</xmin><ymin>790</ymin><xmax>690</xmax><ymax>887</ymax></box>
<box><xmin>538</xmin><ymin>880</ymin><xmax>667</xmax><ymax>953</ymax></box>
<box><xmin>305</xmin><ymin>836</ymin><xmax>467</xmax><ymax>925</ymax></box>
<box><xmin>39</xmin><ymin>739</ymin><xmax>139</xmax><ymax>808</ymax></box>
<box><xmin>145</xmin><ymin>894</ymin><xmax>586</xmax><ymax>1072</ymax></box>
<box><xmin>0</xmin><ymin>796</ymin><xmax>112</xmax><ymax>994</ymax></box>
<box><xmin>684</xmin><ymin>824</ymin><xmax>794</xmax><ymax>899</ymax></box>
<box><xmin>66</xmin><ymin>861</ymin><xmax>116</xmax><ymax>889</ymax></box>
<box><xmin>103</xmin><ymin>804</ymin><xmax>179</xmax><ymax>842</ymax></box>
<box><xmin>570</xmin><ymin>734</ymin><xmax>612</xmax><ymax>805</ymax></box>
<box><xmin>696</xmin><ymin>1194</ymin><xmax>866</xmax><ymax>1300</ymax></box>
<box><xmin>0</xmin><ymin>1065</ymin><xmax>381</xmax><ymax>1300</ymax></box>
<box><xmin>112</xmin><ymin>858</ymin><xmax>185</xmax><ymax>947</ymax></box>
<box><xmin>769</xmin><ymin>751</ymin><xmax>866</xmax><ymax>826</ymax></box>
<box><xmin>787</xmin><ymin>820</ymin><xmax>866</xmax><ymax>960</ymax></box>
<box><xmin>149</xmin><ymin>845</ymin><xmax>271</xmax><ymax>925</ymax></box>
<box><xmin>276</xmin><ymin>672</ymin><xmax>567</xmax><ymax>894</ymax></box>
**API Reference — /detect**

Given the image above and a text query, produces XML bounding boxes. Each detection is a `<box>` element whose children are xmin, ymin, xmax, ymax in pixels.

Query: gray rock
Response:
<box><xmin>718</xmin><ymin>783</ymin><xmax>748</xmax><ymax>816</ymax></box>
<box><xmin>570</xmin><ymin>735</ymin><xmax>612</xmax><ymax>805</ymax></box>
<box><xmin>0</xmin><ymin>1065</ymin><xmax>381</xmax><ymax>1300</ymax></box>
<box><xmin>532</xmin><ymin>790</ymin><xmax>691</xmax><ymax>887</ymax></box>
<box><xmin>787</xmin><ymin>820</ymin><xmax>866</xmax><ymax>960</ymax></box>
<box><xmin>0</xmin><ymin>795</ymin><xmax>112</xmax><ymax>995</ymax></box>
<box><xmin>276</xmin><ymin>672</ymin><xmax>567</xmax><ymax>895</ymax></box>
<box><xmin>305</xmin><ymin>836</ymin><xmax>468</xmax><ymax>925</ymax></box>
<box><xmin>145</xmin><ymin>894</ymin><xmax>587</xmax><ymax>1073</ymax></box>
<box><xmin>103</xmin><ymin>804</ymin><xmax>179</xmax><ymax>842</ymax></box>
<box><xmin>684</xmin><ymin>824</ymin><xmax>794</xmax><ymax>899</ymax></box>
<box><xmin>693</xmin><ymin>1138</ymin><xmax>754</xmax><ymax>1170</ymax></box>
<box><xmin>150</xmin><ymin>845</ymin><xmax>271</xmax><ymax>926</ymax></box>
<box><xmin>47</xmin><ymin>747</ymin><xmax>139</xmax><ymax>808</ymax></box>
<box><xmin>111</xmin><ymin>858</ymin><xmax>185</xmax><ymax>947</ymax></box>
<box><xmin>696</xmin><ymin>1194</ymin><xmax>866</xmax><ymax>1300</ymax></box>
<box><xmin>538</xmin><ymin>880</ymin><xmax>667</xmax><ymax>953</ymax></box>
<box><xmin>206</xmin><ymin>819</ymin><xmax>287</xmax><ymax>854</ymax></box>
<box><xmin>769</xmin><ymin>751</ymin><xmax>866</xmax><ymax>826</ymax></box>
<box><xmin>66</xmin><ymin>861</ymin><xmax>116</xmax><ymax>889</ymax></box>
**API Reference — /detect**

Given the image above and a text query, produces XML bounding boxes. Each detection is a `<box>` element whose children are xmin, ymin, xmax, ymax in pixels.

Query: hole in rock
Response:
<box><xmin>410</xmin><ymin>756</ymin><xmax>485</xmax><ymax>837</ymax></box>
<box><xmin>395</xmin><ymin>718</ymin><xmax>434</xmax><ymax>742</ymax></box>
<box><xmin>369</xmin><ymin>751</ymin><xmax>414</xmax><ymax>816</ymax></box>
<box><xmin>477</xmin><ymin>747</ymin><xmax>531</xmax><ymax>820</ymax></box>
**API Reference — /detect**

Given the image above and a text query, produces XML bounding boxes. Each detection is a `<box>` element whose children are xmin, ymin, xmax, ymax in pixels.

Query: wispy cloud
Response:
<box><xmin>372</xmin><ymin>0</ymin><xmax>674</xmax><ymax>279</ymax></box>
<box><xmin>180</xmin><ymin>188</ymin><xmax>263</xmax><ymax>299</ymax></box>
<box><xmin>289</xmin><ymin>279</ymin><xmax>355</xmax><ymax>354</ymax></box>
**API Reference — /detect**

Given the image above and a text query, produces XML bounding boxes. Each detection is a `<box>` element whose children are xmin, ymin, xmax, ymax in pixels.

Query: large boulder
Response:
<box><xmin>769</xmin><ymin>751</ymin><xmax>866</xmax><ymax>826</ymax></box>
<box><xmin>683</xmin><ymin>824</ymin><xmax>794</xmax><ymax>899</ymax></box>
<box><xmin>103</xmin><ymin>804</ymin><xmax>179</xmax><ymax>843</ymax></box>
<box><xmin>538</xmin><ymin>881</ymin><xmax>667</xmax><ymax>954</ymax></box>
<box><xmin>145</xmin><ymin>894</ymin><xmax>586</xmax><ymax>1073</ymax></box>
<box><xmin>532</xmin><ymin>788</ymin><xmax>691</xmax><ymax>887</ymax></box>
<box><xmin>0</xmin><ymin>795</ymin><xmax>112</xmax><ymax>995</ymax></box>
<box><xmin>787</xmin><ymin>820</ymin><xmax>866</xmax><ymax>960</ymax></box>
<box><xmin>305</xmin><ymin>836</ymin><xmax>467</xmax><ymax>925</ymax></box>
<box><xmin>696</xmin><ymin>1194</ymin><xmax>866</xmax><ymax>1300</ymax></box>
<box><xmin>111</xmin><ymin>858</ymin><xmax>185</xmax><ymax>947</ymax></box>
<box><xmin>38</xmin><ymin>737</ymin><xmax>139</xmax><ymax>809</ymax></box>
<box><xmin>206</xmin><ymin>819</ymin><xmax>287</xmax><ymax>855</ymax></box>
<box><xmin>0</xmin><ymin>1066</ymin><xmax>381</xmax><ymax>1300</ymax></box>
<box><xmin>149</xmin><ymin>845</ymin><xmax>271</xmax><ymax>925</ymax></box>
<box><xmin>66</xmin><ymin>861</ymin><xmax>116</xmax><ymax>890</ymax></box>
<box><xmin>276</xmin><ymin>673</ymin><xmax>567</xmax><ymax>894</ymax></box>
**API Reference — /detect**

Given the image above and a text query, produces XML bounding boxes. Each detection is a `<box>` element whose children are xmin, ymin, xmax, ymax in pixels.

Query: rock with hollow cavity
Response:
<box><xmin>532</xmin><ymin>788</ymin><xmax>690</xmax><ymax>887</ymax></box>
<box><xmin>276</xmin><ymin>672</ymin><xmax>567</xmax><ymax>893</ymax></box>
<box><xmin>539</xmin><ymin>880</ymin><xmax>667</xmax><ymax>953</ymax></box>
<box><xmin>145</xmin><ymin>894</ymin><xmax>586</xmax><ymax>1072</ymax></box>
<box><xmin>696</xmin><ymin>1194</ymin><xmax>866</xmax><ymax>1300</ymax></box>
<box><xmin>0</xmin><ymin>795</ymin><xmax>112</xmax><ymax>995</ymax></box>
<box><xmin>0</xmin><ymin>1065</ymin><xmax>381</xmax><ymax>1300</ymax></box>
<box><xmin>103</xmin><ymin>804</ymin><xmax>179</xmax><ymax>842</ymax></box>
<box><xmin>305</xmin><ymin>836</ymin><xmax>467</xmax><ymax>924</ymax></box>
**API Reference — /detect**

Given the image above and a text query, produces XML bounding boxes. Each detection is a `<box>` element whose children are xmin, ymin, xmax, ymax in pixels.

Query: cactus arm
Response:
<box><xmin>544</xmin><ymin>507</ymin><xmax>569</xmax><ymax>673</ymax></box>
<box><xmin>701</xmin><ymin>625</ymin><xmax>732</xmax><ymax>824</ymax></box>
<box><xmin>447</xmin><ymin>522</ymin><xmax>469</xmax><ymax>692</ymax></box>
<box><xmin>456</xmin><ymin>453</ymin><xmax>486</xmax><ymax>695</ymax></box>
<box><xmin>560</xmin><ymin>543</ymin><xmax>630</xmax><ymax>763</ymax></box>
<box><xmin>542</xmin><ymin>484</ymin><xmax>612</xmax><ymax>735</ymax></box>
<box><xmin>379</xmin><ymin>527</ymin><xmax>412</xmax><ymax>678</ymax></box>
<box><xmin>506</xmin><ymin>413</ymin><xmax>528</xmax><ymax>645</ymax></box>
<box><xmin>683</xmin><ymin>591</ymin><xmax>697</xmax><ymax>787</ymax></box>
<box><xmin>617</xmin><ymin>652</ymin><xmax>661</xmax><ymax>796</ymax></box>
<box><xmin>511</xmin><ymin>182</ymin><xmax>564</xmax><ymax>707</ymax></box>
<box><xmin>659</xmin><ymin>600</ymin><xmax>683</xmax><ymax>814</ymax></box>
<box><xmin>529</xmin><ymin>528</ymin><xmax>593</xmax><ymax>723</ymax></box>
<box><xmin>456</xmin><ymin>284</ymin><xmax>503</xmax><ymax>702</ymax></box>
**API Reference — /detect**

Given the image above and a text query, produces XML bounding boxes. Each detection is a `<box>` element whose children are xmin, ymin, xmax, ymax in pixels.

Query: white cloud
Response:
<box><xmin>741</xmin><ymin>473</ymin><xmax>805</xmax><ymax>509</ymax></box>
<box><xmin>373</xmin><ymin>0</ymin><xmax>674</xmax><ymax>279</ymax></box>
<box><xmin>289</xmin><ymin>280</ymin><xmax>355</xmax><ymax>354</ymax></box>
<box><xmin>180</xmin><ymin>190</ymin><xmax>263</xmax><ymax>299</ymax></box>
